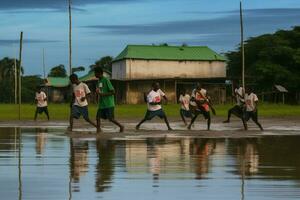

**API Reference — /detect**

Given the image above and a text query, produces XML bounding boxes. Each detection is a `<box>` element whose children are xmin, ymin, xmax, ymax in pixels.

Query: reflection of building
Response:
<box><xmin>70</xmin><ymin>139</ymin><xmax>89</xmax><ymax>183</ymax></box>
<box><xmin>125</xmin><ymin>139</ymin><xmax>193</xmax><ymax>175</ymax></box>
<box><xmin>95</xmin><ymin>139</ymin><xmax>115</xmax><ymax>193</ymax></box>
<box><xmin>35</xmin><ymin>128</ymin><xmax>47</xmax><ymax>155</ymax></box>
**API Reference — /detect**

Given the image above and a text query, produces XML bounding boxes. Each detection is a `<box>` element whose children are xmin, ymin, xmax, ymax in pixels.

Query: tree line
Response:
<box><xmin>227</xmin><ymin>26</ymin><xmax>300</xmax><ymax>103</ymax></box>
<box><xmin>0</xmin><ymin>56</ymin><xmax>113</xmax><ymax>103</ymax></box>
<box><xmin>48</xmin><ymin>56</ymin><xmax>113</xmax><ymax>77</ymax></box>
<box><xmin>0</xmin><ymin>26</ymin><xmax>300</xmax><ymax>103</ymax></box>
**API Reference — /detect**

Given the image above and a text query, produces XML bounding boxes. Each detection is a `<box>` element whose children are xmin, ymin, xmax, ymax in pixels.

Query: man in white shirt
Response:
<box><xmin>244</xmin><ymin>87</ymin><xmax>263</xmax><ymax>131</ymax></box>
<box><xmin>68</xmin><ymin>74</ymin><xmax>97</xmax><ymax>131</ymax></box>
<box><xmin>34</xmin><ymin>86</ymin><xmax>50</xmax><ymax>121</ymax></box>
<box><xmin>223</xmin><ymin>83</ymin><xmax>247</xmax><ymax>130</ymax></box>
<box><xmin>179</xmin><ymin>89</ymin><xmax>193</xmax><ymax>126</ymax></box>
<box><xmin>188</xmin><ymin>83</ymin><xmax>212</xmax><ymax>130</ymax></box>
<box><xmin>136</xmin><ymin>82</ymin><xmax>172</xmax><ymax>130</ymax></box>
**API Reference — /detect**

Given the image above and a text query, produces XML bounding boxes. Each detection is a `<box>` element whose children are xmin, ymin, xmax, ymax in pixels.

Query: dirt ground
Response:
<box><xmin>0</xmin><ymin>116</ymin><xmax>299</xmax><ymax>139</ymax></box>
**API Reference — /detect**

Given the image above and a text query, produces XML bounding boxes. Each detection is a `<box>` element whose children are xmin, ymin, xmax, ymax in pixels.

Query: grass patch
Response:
<box><xmin>0</xmin><ymin>103</ymin><xmax>299</xmax><ymax>121</ymax></box>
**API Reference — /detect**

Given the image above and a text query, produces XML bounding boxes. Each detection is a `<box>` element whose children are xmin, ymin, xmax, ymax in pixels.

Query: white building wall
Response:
<box><xmin>112</xmin><ymin>59</ymin><xmax>226</xmax><ymax>80</ymax></box>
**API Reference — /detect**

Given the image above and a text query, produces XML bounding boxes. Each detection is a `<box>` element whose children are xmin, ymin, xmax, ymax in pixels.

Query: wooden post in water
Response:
<box><xmin>18</xmin><ymin>32</ymin><xmax>23</xmax><ymax>120</ymax></box>
<box><xmin>68</xmin><ymin>0</ymin><xmax>72</xmax><ymax>75</ymax></box>
<box><xmin>18</xmin><ymin>128</ymin><xmax>22</xmax><ymax>200</ymax></box>
<box><xmin>240</xmin><ymin>1</ymin><xmax>245</xmax><ymax>94</ymax></box>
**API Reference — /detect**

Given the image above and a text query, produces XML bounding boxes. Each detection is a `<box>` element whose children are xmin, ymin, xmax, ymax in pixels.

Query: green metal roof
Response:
<box><xmin>113</xmin><ymin>45</ymin><xmax>226</xmax><ymax>62</ymax></box>
<box><xmin>46</xmin><ymin>71</ymin><xmax>112</xmax><ymax>87</ymax></box>
<box><xmin>79</xmin><ymin>71</ymin><xmax>96</xmax><ymax>82</ymax></box>
<box><xmin>79</xmin><ymin>70</ymin><xmax>111</xmax><ymax>82</ymax></box>
<box><xmin>46</xmin><ymin>77</ymin><xmax>69</xmax><ymax>87</ymax></box>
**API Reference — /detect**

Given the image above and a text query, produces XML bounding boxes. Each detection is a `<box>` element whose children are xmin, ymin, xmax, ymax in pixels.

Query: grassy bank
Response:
<box><xmin>0</xmin><ymin>103</ymin><xmax>300</xmax><ymax>121</ymax></box>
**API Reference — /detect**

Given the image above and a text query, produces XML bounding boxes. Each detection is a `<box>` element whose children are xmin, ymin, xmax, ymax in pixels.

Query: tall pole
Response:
<box><xmin>240</xmin><ymin>1</ymin><xmax>245</xmax><ymax>93</ymax></box>
<box><xmin>18</xmin><ymin>32</ymin><xmax>23</xmax><ymax>120</ymax></box>
<box><xmin>68</xmin><ymin>0</ymin><xmax>72</xmax><ymax>75</ymax></box>
<box><xmin>14</xmin><ymin>56</ymin><xmax>17</xmax><ymax>104</ymax></box>
<box><xmin>43</xmin><ymin>48</ymin><xmax>46</xmax><ymax>79</ymax></box>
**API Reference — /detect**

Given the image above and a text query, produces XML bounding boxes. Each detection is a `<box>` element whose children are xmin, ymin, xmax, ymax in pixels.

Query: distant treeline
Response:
<box><xmin>0</xmin><ymin>56</ymin><xmax>113</xmax><ymax>103</ymax></box>
<box><xmin>227</xmin><ymin>26</ymin><xmax>300</xmax><ymax>103</ymax></box>
<box><xmin>1</xmin><ymin>27</ymin><xmax>300</xmax><ymax>103</ymax></box>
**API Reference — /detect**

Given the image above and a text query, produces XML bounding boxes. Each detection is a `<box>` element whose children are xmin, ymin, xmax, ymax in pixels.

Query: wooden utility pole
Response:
<box><xmin>18</xmin><ymin>32</ymin><xmax>23</xmax><ymax>120</ymax></box>
<box><xmin>240</xmin><ymin>1</ymin><xmax>245</xmax><ymax>94</ymax></box>
<box><xmin>14</xmin><ymin>56</ymin><xmax>17</xmax><ymax>104</ymax></box>
<box><xmin>43</xmin><ymin>48</ymin><xmax>46</xmax><ymax>79</ymax></box>
<box><xmin>68</xmin><ymin>0</ymin><xmax>72</xmax><ymax>75</ymax></box>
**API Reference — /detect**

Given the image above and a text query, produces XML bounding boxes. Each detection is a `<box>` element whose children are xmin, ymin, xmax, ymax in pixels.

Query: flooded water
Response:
<box><xmin>1</xmin><ymin>127</ymin><xmax>300</xmax><ymax>200</ymax></box>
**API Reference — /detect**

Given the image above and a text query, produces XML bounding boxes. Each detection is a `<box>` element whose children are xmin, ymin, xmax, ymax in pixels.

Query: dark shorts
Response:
<box><xmin>72</xmin><ymin>105</ymin><xmax>89</xmax><ymax>120</ymax></box>
<box><xmin>36</xmin><ymin>106</ymin><xmax>48</xmax><ymax>114</ymax></box>
<box><xmin>97</xmin><ymin>107</ymin><xmax>115</xmax><ymax>120</ymax></box>
<box><xmin>144</xmin><ymin>109</ymin><xmax>166</xmax><ymax>120</ymax></box>
<box><xmin>230</xmin><ymin>105</ymin><xmax>244</xmax><ymax>118</ymax></box>
<box><xmin>180</xmin><ymin>109</ymin><xmax>193</xmax><ymax>118</ymax></box>
<box><xmin>244</xmin><ymin>111</ymin><xmax>258</xmax><ymax>122</ymax></box>
<box><xmin>192</xmin><ymin>106</ymin><xmax>210</xmax><ymax>120</ymax></box>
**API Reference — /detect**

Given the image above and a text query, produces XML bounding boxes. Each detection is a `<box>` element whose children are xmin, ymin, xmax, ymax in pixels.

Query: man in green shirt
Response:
<box><xmin>94</xmin><ymin>67</ymin><xmax>124</xmax><ymax>133</ymax></box>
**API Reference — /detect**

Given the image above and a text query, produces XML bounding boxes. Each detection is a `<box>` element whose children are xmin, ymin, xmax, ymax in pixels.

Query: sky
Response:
<box><xmin>0</xmin><ymin>0</ymin><xmax>300</xmax><ymax>76</ymax></box>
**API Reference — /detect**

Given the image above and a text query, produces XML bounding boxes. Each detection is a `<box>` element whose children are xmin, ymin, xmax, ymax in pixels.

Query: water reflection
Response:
<box><xmin>95</xmin><ymin>139</ymin><xmax>115</xmax><ymax>192</ymax></box>
<box><xmin>69</xmin><ymin>139</ymin><xmax>89</xmax><ymax>186</ymax></box>
<box><xmin>1</xmin><ymin>127</ymin><xmax>300</xmax><ymax>199</ymax></box>
<box><xmin>190</xmin><ymin>139</ymin><xmax>216</xmax><ymax>179</ymax></box>
<box><xmin>229</xmin><ymin>138</ymin><xmax>260</xmax><ymax>176</ymax></box>
<box><xmin>35</xmin><ymin>128</ymin><xmax>47</xmax><ymax>155</ymax></box>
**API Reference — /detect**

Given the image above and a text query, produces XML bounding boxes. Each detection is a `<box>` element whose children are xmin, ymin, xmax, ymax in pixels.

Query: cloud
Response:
<box><xmin>83</xmin><ymin>8</ymin><xmax>300</xmax><ymax>36</ymax></box>
<box><xmin>0</xmin><ymin>39</ymin><xmax>61</xmax><ymax>45</ymax></box>
<box><xmin>186</xmin><ymin>8</ymin><xmax>300</xmax><ymax>15</ymax></box>
<box><xmin>0</xmin><ymin>0</ymin><xmax>140</xmax><ymax>10</ymax></box>
<box><xmin>82</xmin><ymin>8</ymin><xmax>300</xmax><ymax>50</ymax></box>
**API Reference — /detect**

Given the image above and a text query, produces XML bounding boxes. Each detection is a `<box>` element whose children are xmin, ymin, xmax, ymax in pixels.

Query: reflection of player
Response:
<box><xmin>191</xmin><ymin>139</ymin><xmax>215</xmax><ymax>179</ymax></box>
<box><xmin>70</xmin><ymin>139</ymin><xmax>89</xmax><ymax>183</ymax></box>
<box><xmin>95</xmin><ymin>139</ymin><xmax>115</xmax><ymax>192</ymax></box>
<box><xmin>236</xmin><ymin>139</ymin><xmax>259</xmax><ymax>176</ymax></box>
<box><xmin>136</xmin><ymin>82</ymin><xmax>172</xmax><ymax>130</ymax></box>
<box><xmin>146</xmin><ymin>139</ymin><xmax>161</xmax><ymax>183</ymax></box>
<box><xmin>35</xmin><ymin>128</ymin><xmax>47</xmax><ymax>155</ymax></box>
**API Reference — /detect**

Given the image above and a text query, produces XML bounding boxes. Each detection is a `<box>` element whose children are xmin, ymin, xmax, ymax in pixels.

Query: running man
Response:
<box><xmin>94</xmin><ymin>67</ymin><xmax>124</xmax><ymax>133</ymax></box>
<box><xmin>244</xmin><ymin>87</ymin><xmax>263</xmax><ymax>131</ymax></box>
<box><xmin>136</xmin><ymin>82</ymin><xmax>172</xmax><ymax>130</ymax></box>
<box><xmin>188</xmin><ymin>83</ymin><xmax>212</xmax><ymax>130</ymax></box>
<box><xmin>223</xmin><ymin>83</ymin><xmax>247</xmax><ymax>130</ymax></box>
<box><xmin>179</xmin><ymin>89</ymin><xmax>193</xmax><ymax>126</ymax></box>
<box><xmin>69</xmin><ymin>73</ymin><xmax>97</xmax><ymax>131</ymax></box>
<box><xmin>34</xmin><ymin>86</ymin><xmax>50</xmax><ymax>121</ymax></box>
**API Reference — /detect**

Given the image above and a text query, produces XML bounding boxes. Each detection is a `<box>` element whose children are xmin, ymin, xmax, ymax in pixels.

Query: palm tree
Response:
<box><xmin>0</xmin><ymin>57</ymin><xmax>23</xmax><ymax>81</ymax></box>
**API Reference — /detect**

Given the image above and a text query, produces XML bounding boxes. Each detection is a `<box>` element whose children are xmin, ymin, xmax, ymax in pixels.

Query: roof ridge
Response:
<box><xmin>126</xmin><ymin>44</ymin><xmax>208</xmax><ymax>48</ymax></box>
<box><xmin>113</xmin><ymin>44</ymin><xmax>226</xmax><ymax>62</ymax></box>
